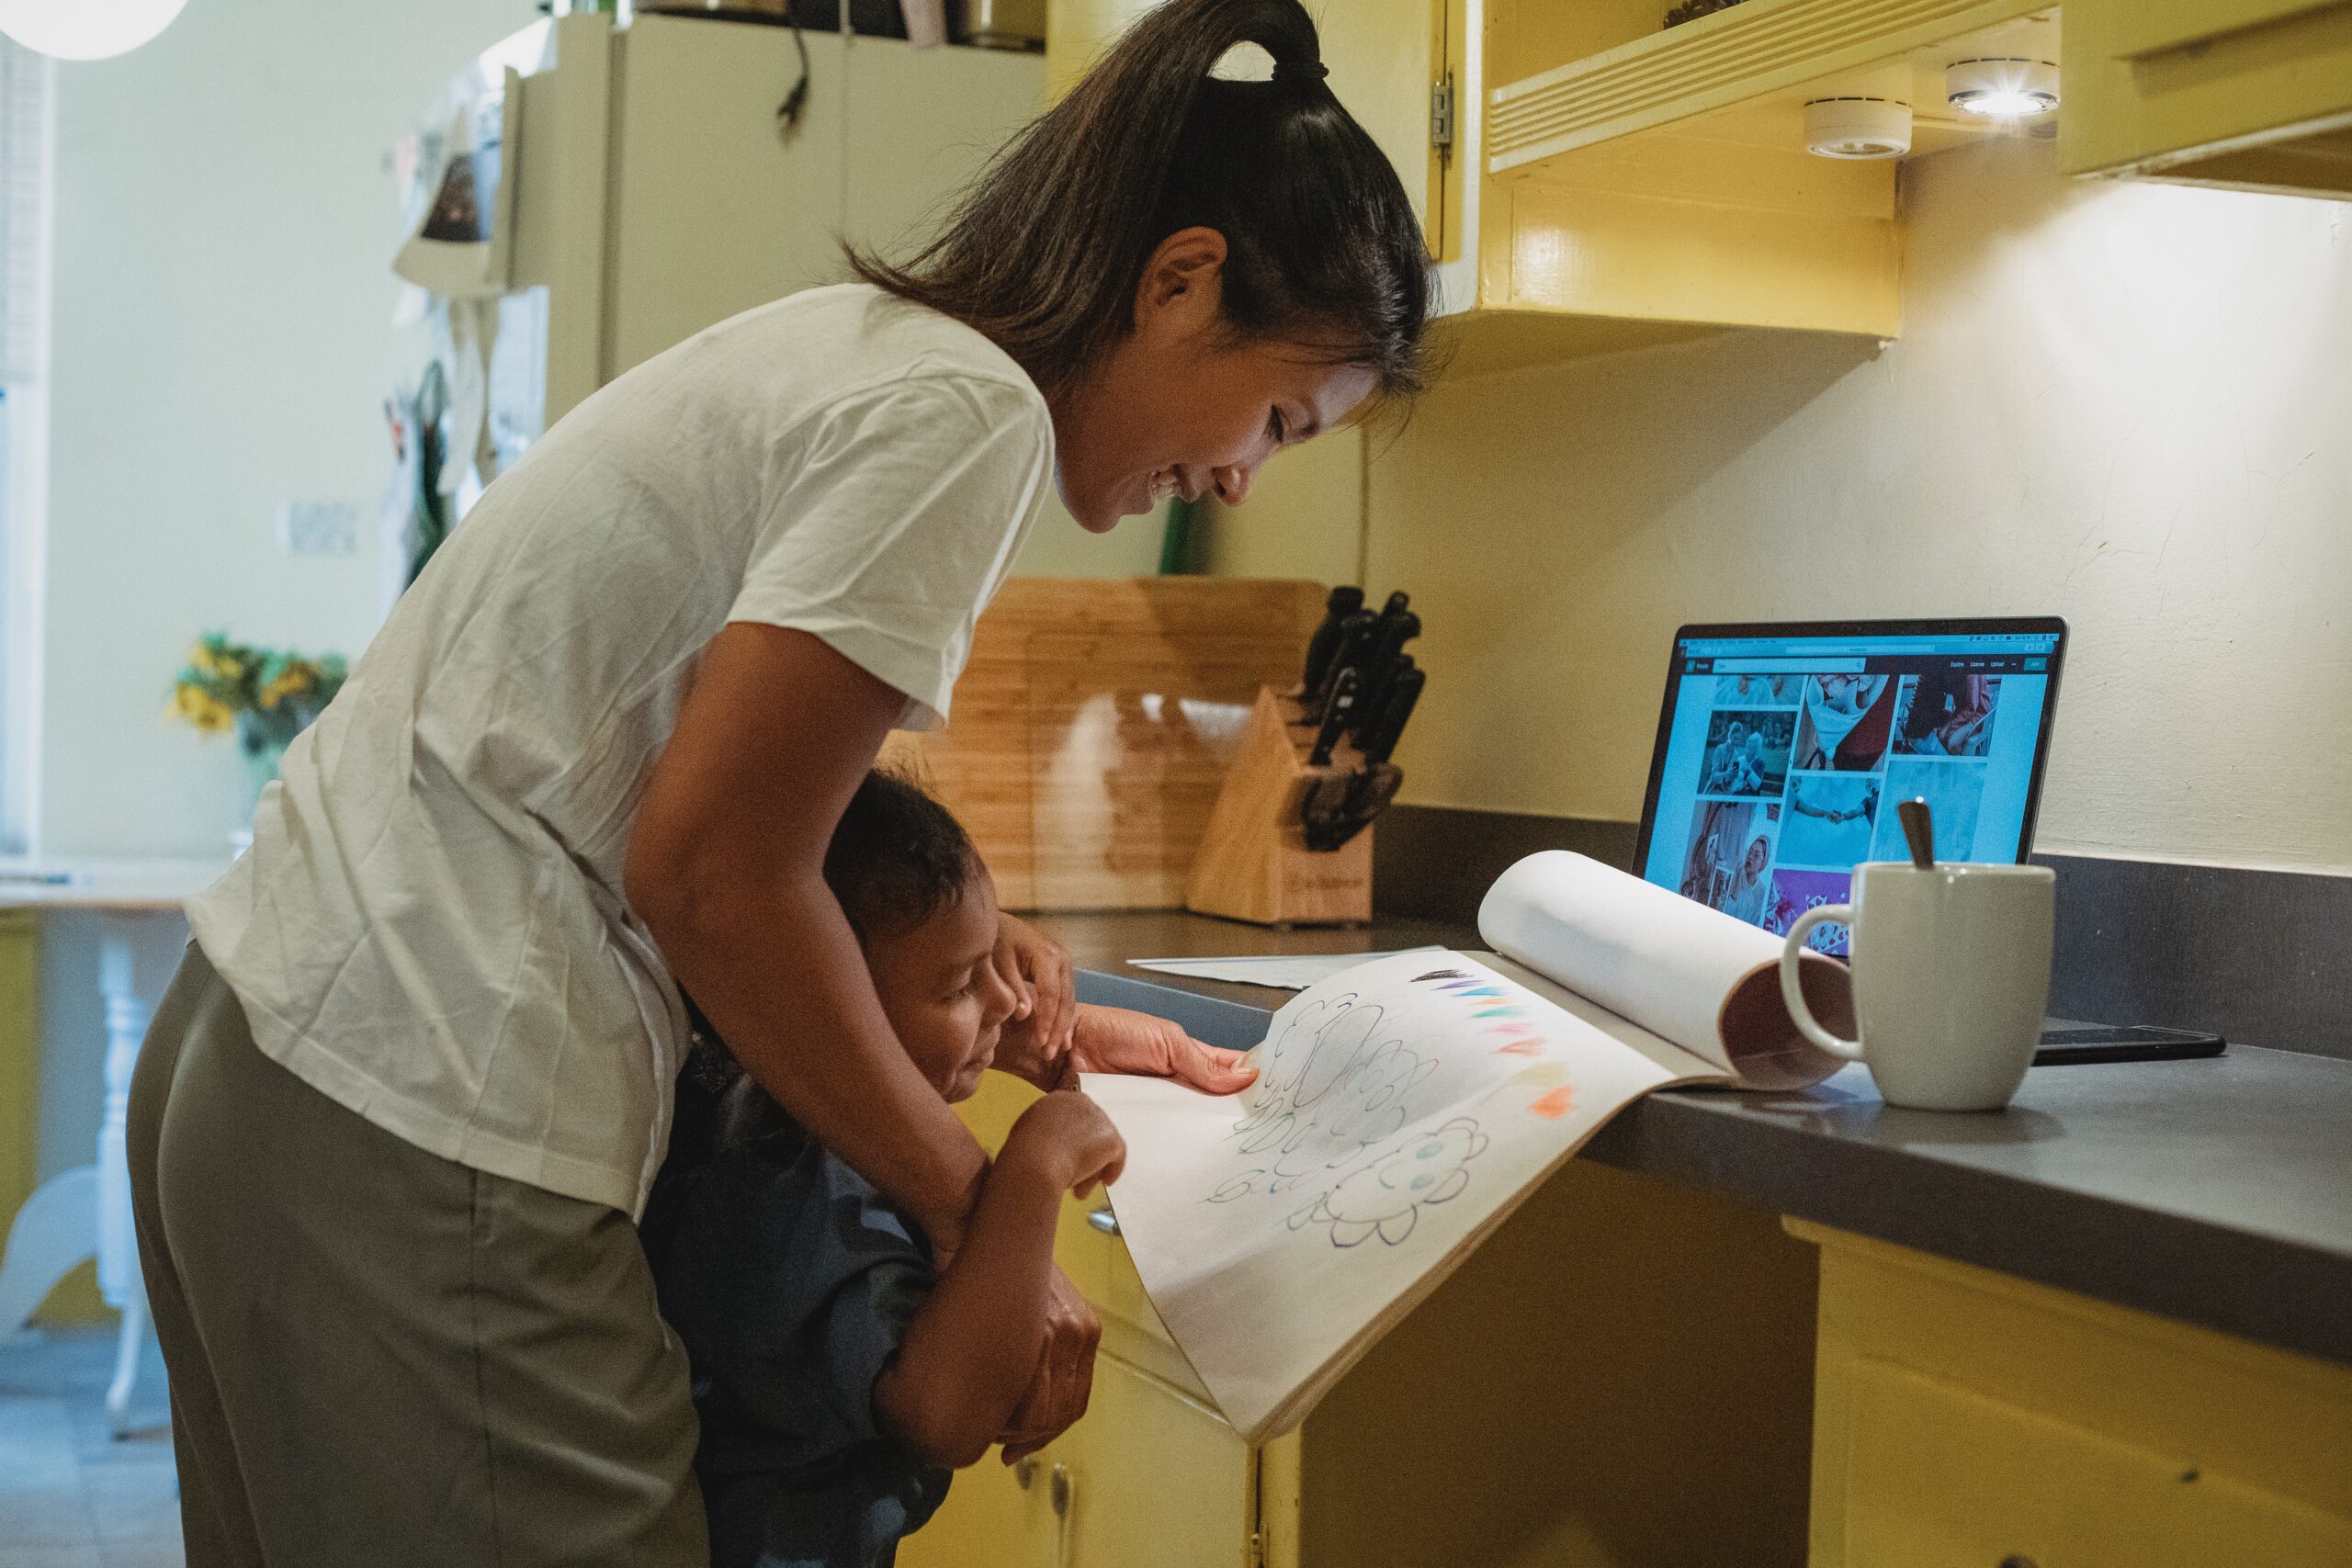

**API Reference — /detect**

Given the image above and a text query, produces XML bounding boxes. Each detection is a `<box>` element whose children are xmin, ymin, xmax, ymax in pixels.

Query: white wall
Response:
<box><xmin>40</xmin><ymin>0</ymin><xmax>540</xmax><ymax>858</ymax></box>
<box><xmin>1365</xmin><ymin>137</ymin><xmax>2352</xmax><ymax>874</ymax></box>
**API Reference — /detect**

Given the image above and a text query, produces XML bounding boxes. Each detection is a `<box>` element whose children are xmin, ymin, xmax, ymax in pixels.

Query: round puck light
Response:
<box><xmin>1945</xmin><ymin>58</ymin><xmax>2060</xmax><ymax>118</ymax></box>
<box><xmin>1804</xmin><ymin>97</ymin><xmax>1913</xmax><ymax>160</ymax></box>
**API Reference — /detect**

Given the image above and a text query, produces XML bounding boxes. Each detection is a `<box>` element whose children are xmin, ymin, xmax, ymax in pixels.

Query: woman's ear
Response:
<box><xmin>1133</xmin><ymin>226</ymin><xmax>1228</xmax><ymax>335</ymax></box>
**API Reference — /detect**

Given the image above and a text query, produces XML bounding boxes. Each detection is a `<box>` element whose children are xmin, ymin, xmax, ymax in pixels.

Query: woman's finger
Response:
<box><xmin>992</xmin><ymin>922</ymin><xmax>1036</xmax><ymax>1020</ymax></box>
<box><xmin>1169</xmin><ymin>1037</ymin><xmax>1258</xmax><ymax>1096</ymax></box>
<box><xmin>1004</xmin><ymin>915</ymin><xmax>1075</xmax><ymax>1052</ymax></box>
<box><xmin>1031</xmin><ymin>947</ymin><xmax>1074</xmax><ymax>1054</ymax></box>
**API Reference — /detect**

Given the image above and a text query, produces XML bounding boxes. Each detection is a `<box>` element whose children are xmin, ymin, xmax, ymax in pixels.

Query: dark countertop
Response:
<box><xmin>1036</xmin><ymin>910</ymin><xmax>2352</xmax><ymax>1371</ymax></box>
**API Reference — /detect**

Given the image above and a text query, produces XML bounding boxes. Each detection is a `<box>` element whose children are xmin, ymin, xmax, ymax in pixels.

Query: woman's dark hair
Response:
<box><xmin>821</xmin><ymin>768</ymin><xmax>981</xmax><ymax>943</ymax></box>
<box><xmin>851</xmin><ymin>0</ymin><xmax>1433</xmax><ymax>402</ymax></box>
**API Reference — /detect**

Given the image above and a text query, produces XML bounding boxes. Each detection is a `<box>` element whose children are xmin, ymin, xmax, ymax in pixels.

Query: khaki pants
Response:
<box><xmin>126</xmin><ymin>944</ymin><xmax>707</xmax><ymax>1567</ymax></box>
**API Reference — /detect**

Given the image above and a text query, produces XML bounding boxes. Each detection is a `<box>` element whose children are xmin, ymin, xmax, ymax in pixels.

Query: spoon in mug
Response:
<box><xmin>1897</xmin><ymin>796</ymin><xmax>1936</xmax><ymax>870</ymax></box>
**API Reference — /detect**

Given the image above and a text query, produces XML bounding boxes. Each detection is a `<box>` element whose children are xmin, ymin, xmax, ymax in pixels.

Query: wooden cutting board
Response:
<box><xmin>881</xmin><ymin>577</ymin><xmax>1326</xmax><ymax>910</ymax></box>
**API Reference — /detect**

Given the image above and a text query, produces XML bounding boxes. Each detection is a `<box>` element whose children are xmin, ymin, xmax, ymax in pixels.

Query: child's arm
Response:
<box><xmin>876</xmin><ymin>1090</ymin><xmax>1125</xmax><ymax>1471</ymax></box>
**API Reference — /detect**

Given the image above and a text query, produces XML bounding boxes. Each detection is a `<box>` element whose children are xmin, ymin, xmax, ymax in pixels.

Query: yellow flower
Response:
<box><xmin>167</xmin><ymin>683</ymin><xmax>235</xmax><ymax>736</ymax></box>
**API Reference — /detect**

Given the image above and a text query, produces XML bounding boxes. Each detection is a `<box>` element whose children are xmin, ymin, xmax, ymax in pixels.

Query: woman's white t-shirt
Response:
<box><xmin>187</xmin><ymin>286</ymin><xmax>1055</xmax><ymax>1216</ymax></box>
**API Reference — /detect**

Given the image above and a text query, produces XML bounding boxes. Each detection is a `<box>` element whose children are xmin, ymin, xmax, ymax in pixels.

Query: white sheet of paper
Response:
<box><xmin>1125</xmin><ymin>948</ymin><xmax>1445</xmax><ymax>990</ymax></box>
<box><xmin>1086</xmin><ymin>949</ymin><xmax>1693</xmax><ymax>1442</ymax></box>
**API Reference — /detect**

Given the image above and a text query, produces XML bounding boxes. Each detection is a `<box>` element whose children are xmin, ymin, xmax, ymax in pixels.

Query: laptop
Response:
<box><xmin>1631</xmin><ymin>618</ymin><xmax>2222</xmax><ymax>1066</ymax></box>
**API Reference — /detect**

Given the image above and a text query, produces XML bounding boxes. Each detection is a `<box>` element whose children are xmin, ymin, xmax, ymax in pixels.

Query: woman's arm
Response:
<box><xmin>876</xmin><ymin>1091</ymin><xmax>1127</xmax><ymax>1470</ymax></box>
<box><xmin>626</xmin><ymin>624</ymin><xmax>988</xmax><ymax>1248</ymax></box>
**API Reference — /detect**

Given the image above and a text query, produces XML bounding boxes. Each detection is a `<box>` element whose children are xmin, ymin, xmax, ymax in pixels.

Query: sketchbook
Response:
<box><xmin>1083</xmin><ymin>851</ymin><xmax>1850</xmax><ymax>1443</ymax></box>
<box><xmin>1125</xmin><ymin>948</ymin><xmax>1446</xmax><ymax>990</ymax></box>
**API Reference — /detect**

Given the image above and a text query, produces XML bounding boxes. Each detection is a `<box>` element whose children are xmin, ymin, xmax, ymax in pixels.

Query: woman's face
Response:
<box><xmin>865</xmin><ymin>864</ymin><xmax>1021</xmax><ymax>1104</ymax></box>
<box><xmin>1051</xmin><ymin>228</ymin><xmax>1380</xmax><ymax>533</ymax></box>
<box><xmin>1745</xmin><ymin>838</ymin><xmax>1770</xmax><ymax>877</ymax></box>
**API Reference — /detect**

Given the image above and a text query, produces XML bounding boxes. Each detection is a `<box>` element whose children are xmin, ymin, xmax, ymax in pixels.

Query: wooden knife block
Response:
<box><xmin>1183</xmin><ymin>685</ymin><xmax>1374</xmax><ymax>927</ymax></box>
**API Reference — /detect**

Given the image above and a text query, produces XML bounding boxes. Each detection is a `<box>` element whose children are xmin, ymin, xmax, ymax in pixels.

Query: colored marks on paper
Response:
<box><xmin>1527</xmin><ymin>1086</ymin><xmax>1577</xmax><ymax>1120</ymax></box>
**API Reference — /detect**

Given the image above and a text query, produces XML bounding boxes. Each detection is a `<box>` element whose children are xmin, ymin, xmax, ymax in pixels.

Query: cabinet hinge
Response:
<box><xmin>1249</xmin><ymin>1528</ymin><xmax>1266</xmax><ymax>1568</ymax></box>
<box><xmin>1430</xmin><ymin>73</ymin><xmax>1455</xmax><ymax>152</ymax></box>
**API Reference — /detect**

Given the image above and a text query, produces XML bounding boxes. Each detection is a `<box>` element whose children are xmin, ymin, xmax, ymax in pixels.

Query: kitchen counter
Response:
<box><xmin>1037</xmin><ymin>909</ymin><xmax>2352</xmax><ymax>1372</ymax></box>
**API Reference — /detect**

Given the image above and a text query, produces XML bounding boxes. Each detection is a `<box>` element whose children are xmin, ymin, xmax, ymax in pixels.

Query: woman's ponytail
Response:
<box><xmin>851</xmin><ymin>0</ymin><xmax>1430</xmax><ymax>404</ymax></box>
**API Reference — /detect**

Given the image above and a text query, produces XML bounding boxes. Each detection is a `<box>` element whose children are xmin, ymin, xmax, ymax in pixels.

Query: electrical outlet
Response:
<box><xmin>277</xmin><ymin>499</ymin><xmax>360</xmax><ymax>557</ymax></box>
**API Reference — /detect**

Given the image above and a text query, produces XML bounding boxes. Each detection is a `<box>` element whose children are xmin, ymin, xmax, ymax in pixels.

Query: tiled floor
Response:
<box><xmin>0</xmin><ymin>1325</ymin><xmax>183</xmax><ymax>1568</ymax></box>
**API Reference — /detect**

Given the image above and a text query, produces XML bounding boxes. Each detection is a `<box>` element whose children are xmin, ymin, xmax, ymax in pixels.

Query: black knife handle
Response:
<box><xmin>1298</xmin><ymin>769</ymin><xmax>1354</xmax><ymax>839</ymax></box>
<box><xmin>1353</xmin><ymin>612</ymin><xmax>1422</xmax><ymax>729</ymax></box>
<box><xmin>1318</xmin><ymin>611</ymin><xmax>1379</xmax><ymax>706</ymax></box>
<box><xmin>1308</xmin><ymin>667</ymin><xmax>1361</xmax><ymax>767</ymax></box>
<box><xmin>1359</xmin><ymin>665</ymin><xmax>1424</xmax><ymax>766</ymax></box>
<box><xmin>1303</xmin><ymin>762</ymin><xmax>1401</xmax><ymax>851</ymax></box>
<box><xmin>1299</xmin><ymin>585</ymin><xmax>1365</xmax><ymax>694</ymax></box>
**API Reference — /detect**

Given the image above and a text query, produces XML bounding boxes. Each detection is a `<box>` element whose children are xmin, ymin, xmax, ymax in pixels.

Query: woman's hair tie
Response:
<box><xmin>1272</xmin><ymin>57</ymin><xmax>1329</xmax><ymax>83</ymax></box>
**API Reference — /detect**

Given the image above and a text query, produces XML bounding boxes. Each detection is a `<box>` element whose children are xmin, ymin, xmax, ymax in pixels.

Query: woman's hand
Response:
<box><xmin>989</xmin><ymin>914</ymin><xmax>1077</xmax><ymax>1083</ymax></box>
<box><xmin>1062</xmin><ymin>1005</ymin><xmax>1256</xmax><ymax>1096</ymax></box>
<box><xmin>998</xmin><ymin>1266</ymin><xmax>1102</xmax><ymax>1465</ymax></box>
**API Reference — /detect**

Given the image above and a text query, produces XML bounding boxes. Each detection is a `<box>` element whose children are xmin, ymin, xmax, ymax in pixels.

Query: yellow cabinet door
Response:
<box><xmin>2062</xmin><ymin>0</ymin><xmax>2352</xmax><ymax>197</ymax></box>
<box><xmin>1840</xmin><ymin>1357</ymin><xmax>2352</xmax><ymax>1568</ymax></box>
<box><xmin>1798</xmin><ymin>1223</ymin><xmax>2352</xmax><ymax>1568</ymax></box>
<box><xmin>900</xmin><ymin>1349</ymin><xmax>1255</xmax><ymax>1568</ymax></box>
<box><xmin>899</xmin><ymin>1444</ymin><xmax>1057</xmax><ymax>1568</ymax></box>
<box><xmin>1049</xmin><ymin>1350</ymin><xmax>1256</xmax><ymax>1568</ymax></box>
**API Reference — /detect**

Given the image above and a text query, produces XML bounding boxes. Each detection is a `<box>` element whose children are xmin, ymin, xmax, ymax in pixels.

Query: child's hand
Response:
<box><xmin>1001</xmin><ymin>1089</ymin><xmax>1126</xmax><ymax>1200</ymax></box>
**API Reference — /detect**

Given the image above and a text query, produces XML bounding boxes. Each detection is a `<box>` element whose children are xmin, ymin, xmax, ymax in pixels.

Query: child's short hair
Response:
<box><xmin>675</xmin><ymin>770</ymin><xmax>982</xmax><ymax>1147</ymax></box>
<box><xmin>823</xmin><ymin>769</ymin><xmax>982</xmax><ymax>943</ymax></box>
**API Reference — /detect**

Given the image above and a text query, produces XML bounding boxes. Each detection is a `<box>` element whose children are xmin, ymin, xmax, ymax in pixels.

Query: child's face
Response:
<box><xmin>867</xmin><ymin>863</ymin><xmax>1020</xmax><ymax>1104</ymax></box>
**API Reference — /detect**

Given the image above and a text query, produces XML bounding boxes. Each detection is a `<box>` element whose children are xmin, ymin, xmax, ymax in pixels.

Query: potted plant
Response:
<box><xmin>167</xmin><ymin>634</ymin><xmax>348</xmax><ymax>815</ymax></box>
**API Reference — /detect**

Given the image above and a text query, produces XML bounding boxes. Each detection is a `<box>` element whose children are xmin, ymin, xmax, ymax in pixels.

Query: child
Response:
<box><xmin>640</xmin><ymin>772</ymin><xmax>1126</xmax><ymax>1568</ymax></box>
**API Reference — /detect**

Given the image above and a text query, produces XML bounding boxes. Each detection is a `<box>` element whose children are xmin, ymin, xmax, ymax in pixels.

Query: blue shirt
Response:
<box><xmin>643</xmin><ymin>1057</ymin><xmax>950</xmax><ymax>1568</ymax></box>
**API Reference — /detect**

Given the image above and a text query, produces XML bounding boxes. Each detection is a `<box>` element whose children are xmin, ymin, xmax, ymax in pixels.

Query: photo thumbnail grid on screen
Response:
<box><xmin>1642</xmin><ymin>629</ymin><xmax>2058</xmax><ymax>956</ymax></box>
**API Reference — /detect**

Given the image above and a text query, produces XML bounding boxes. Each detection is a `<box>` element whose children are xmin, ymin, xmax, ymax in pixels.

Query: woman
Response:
<box><xmin>126</xmin><ymin>0</ymin><xmax>1432</xmax><ymax>1562</ymax></box>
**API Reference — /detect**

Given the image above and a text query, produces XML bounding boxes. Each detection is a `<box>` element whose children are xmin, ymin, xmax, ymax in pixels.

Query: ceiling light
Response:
<box><xmin>1945</xmin><ymin>58</ymin><xmax>2060</xmax><ymax>118</ymax></box>
<box><xmin>0</xmin><ymin>0</ymin><xmax>189</xmax><ymax>59</ymax></box>
<box><xmin>1804</xmin><ymin>97</ymin><xmax>1912</xmax><ymax>160</ymax></box>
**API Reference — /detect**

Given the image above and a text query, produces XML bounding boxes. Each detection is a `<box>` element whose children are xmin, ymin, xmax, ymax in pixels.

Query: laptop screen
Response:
<box><xmin>1634</xmin><ymin>620</ymin><xmax>2066</xmax><ymax>955</ymax></box>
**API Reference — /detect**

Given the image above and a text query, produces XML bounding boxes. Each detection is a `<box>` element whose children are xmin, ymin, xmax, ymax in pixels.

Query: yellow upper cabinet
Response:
<box><xmin>2061</xmin><ymin>0</ymin><xmax>2352</xmax><ymax>198</ymax></box>
<box><xmin>1045</xmin><ymin>0</ymin><xmax>2085</xmax><ymax>377</ymax></box>
<box><xmin>1456</xmin><ymin>0</ymin><xmax>2062</xmax><ymax>372</ymax></box>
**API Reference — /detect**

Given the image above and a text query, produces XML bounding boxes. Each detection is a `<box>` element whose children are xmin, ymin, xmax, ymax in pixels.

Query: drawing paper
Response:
<box><xmin>1125</xmin><ymin>948</ymin><xmax>1446</xmax><ymax>989</ymax></box>
<box><xmin>1089</xmin><ymin>852</ymin><xmax>1848</xmax><ymax>1442</ymax></box>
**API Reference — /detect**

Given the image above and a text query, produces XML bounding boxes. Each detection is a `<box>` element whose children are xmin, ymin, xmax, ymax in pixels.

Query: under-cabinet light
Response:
<box><xmin>1804</xmin><ymin>97</ymin><xmax>1912</xmax><ymax>160</ymax></box>
<box><xmin>1946</xmin><ymin>58</ymin><xmax>2060</xmax><ymax>118</ymax></box>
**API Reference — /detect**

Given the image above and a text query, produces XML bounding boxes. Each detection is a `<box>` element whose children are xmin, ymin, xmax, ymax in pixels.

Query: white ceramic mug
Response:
<box><xmin>1776</xmin><ymin>862</ymin><xmax>2056</xmax><ymax>1111</ymax></box>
